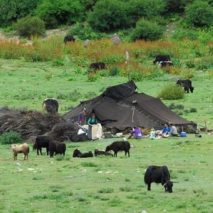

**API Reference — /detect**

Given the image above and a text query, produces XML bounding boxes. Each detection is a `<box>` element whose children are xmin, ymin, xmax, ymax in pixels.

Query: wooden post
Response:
<box><xmin>125</xmin><ymin>50</ymin><xmax>130</xmax><ymax>80</ymax></box>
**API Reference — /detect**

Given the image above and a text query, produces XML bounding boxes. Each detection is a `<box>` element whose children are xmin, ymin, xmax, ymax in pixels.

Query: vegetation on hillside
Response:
<box><xmin>0</xmin><ymin>0</ymin><xmax>212</xmax><ymax>39</ymax></box>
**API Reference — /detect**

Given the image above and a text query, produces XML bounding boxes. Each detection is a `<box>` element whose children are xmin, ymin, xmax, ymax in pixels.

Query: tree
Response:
<box><xmin>36</xmin><ymin>0</ymin><xmax>83</xmax><ymax>28</ymax></box>
<box><xmin>131</xmin><ymin>19</ymin><xmax>164</xmax><ymax>41</ymax></box>
<box><xmin>0</xmin><ymin>0</ymin><xmax>40</xmax><ymax>26</ymax></box>
<box><xmin>127</xmin><ymin>0</ymin><xmax>166</xmax><ymax>25</ymax></box>
<box><xmin>15</xmin><ymin>16</ymin><xmax>45</xmax><ymax>38</ymax></box>
<box><xmin>87</xmin><ymin>0</ymin><xmax>128</xmax><ymax>32</ymax></box>
<box><xmin>163</xmin><ymin>0</ymin><xmax>193</xmax><ymax>14</ymax></box>
<box><xmin>186</xmin><ymin>1</ymin><xmax>213</xmax><ymax>28</ymax></box>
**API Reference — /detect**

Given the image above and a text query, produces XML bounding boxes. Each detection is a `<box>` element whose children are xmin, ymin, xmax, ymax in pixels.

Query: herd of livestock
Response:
<box><xmin>11</xmin><ymin>137</ymin><xmax>174</xmax><ymax>193</ymax></box>
<box><xmin>64</xmin><ymin>34</ymin><xmax>194</xmax><ymax>94</ymax></box>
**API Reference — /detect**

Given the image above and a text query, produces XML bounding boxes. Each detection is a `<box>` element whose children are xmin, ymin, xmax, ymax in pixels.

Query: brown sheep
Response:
<box><xmin>11</xmin><ymin>143</ymin><xmax>29</xmax><ymax>160</ymax></box>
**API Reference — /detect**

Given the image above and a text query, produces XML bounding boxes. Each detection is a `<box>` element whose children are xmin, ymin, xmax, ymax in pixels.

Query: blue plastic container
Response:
<box><xmin>180</xmin><ymin>132</ymin><xmax>187</xmax><ymax>137</ymax></box>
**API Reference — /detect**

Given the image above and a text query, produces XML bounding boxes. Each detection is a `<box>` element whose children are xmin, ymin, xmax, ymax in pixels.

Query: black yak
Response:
<box><xmin>89</xmin><ymin>62</ymin><xmax>106</xmax><ymax>70</ymax></box>
<box><xmin>64</xmin><ymin>35</ymin><xmax>75</xmax><ymax>44</ymax></box>
<box><xmin>73</xmin><ymin>149</ymin><xmax>93</xmax><ymax>158</ymax></box>
<box><xmin>153</xmin><ymin>55</ymin><xmax>173</xmax><ymax>67</ymax></box>
<box><xmin>49</xmin><ymin>141</ymin><xmax>66</xmax><ymax>157</ymax></box>
<box><xmin>33</xmin><ymin>135</ymin><xmax>50</xmax><ymax>155</ymax></box>
<box><xmin>176</xmin><ymin>79</ymin><xmax>194</xmax><ymax>93</ymax></box>
<box><xmin>144</xmin><ymin>165</ymin><xmax>173</xmax><ymax>193</ymax></box>
<box><xmin>42</xmin><ymin>98</ymin><xmax>59</xmax><ymax>114</ymax></box>
<box><xmin>105</xmin><ymin>140</ymin><xmax>130</xmax><ymax>157</ymax></box>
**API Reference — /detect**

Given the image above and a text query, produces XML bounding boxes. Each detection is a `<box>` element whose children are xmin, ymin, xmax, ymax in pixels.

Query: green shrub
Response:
<box><xmin>127</xmin><ymin>0</ymin><xmax>166</xmax><ymax>25</ymax></box>
<box><xmin>15</xmin><ymin>16</ymin><xmax>45</xmax><ymax>38</ymax></box>
<box><xmin>87</xmin><ymin>0</ymin><xmax>128</xmax><ymax>32</ymax></box>
<box><xmin>131</xmin><ymin>19</ymin><xmax>164</xmax><ymax>41</ymax></box>
<box><xmin>67</xmin><ymin>22</ymin><xmax>102</xmax><ymax>40</ymax></box>
<box><xmin>36</xmin><ymin>0</ymin><xmax>83</xmax><ymax>28</ymax></box>
<box><xmin>163</xmin><ymin>0</ymin><xmax>191</xmax><ymax>14</ymax></box>
<box><xmin>158</xmin><ymin>84</ymin><xmax>184</xmax><ymax>100</ymax></box>
<box><xmin>0</xmin><ymin>0</ymin><xmax>40</xmax><ymax>26</ymax></box>
<box><xmin>109</xmin><ymin>67</ymin><xmax>120</xmax><ymax>76</ymax></box>
<box><xmin>80</xmin><ymin>0</ymin><xmax>98</xmax><ymax>12</ymax></box>
<box><xmin>0</xmin><ymin>131</ymin><xmax>22</xmax><ymax>145</ymax></box>
<box><xmin>186</xmin><ymin>1</ymin><xmax>213</xmax><ymax>28</ymax></box>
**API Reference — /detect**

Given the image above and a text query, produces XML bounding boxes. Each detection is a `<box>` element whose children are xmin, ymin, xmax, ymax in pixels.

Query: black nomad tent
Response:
<box><xmin>63</xmin><ymin>81</ymin><xmax>196</xmax><ymax>132</ymax></box>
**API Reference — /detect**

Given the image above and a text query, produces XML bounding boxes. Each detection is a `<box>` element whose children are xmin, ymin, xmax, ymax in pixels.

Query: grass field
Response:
<box><xmin>0</xmin><ymin>58</ymin><xmax>212</xmax><ymax>128</ymax></box>
<box><xmin>0</xmin><ymin>36</ymin><xmax>212</xmax><ymax>213</ymax></box>
<box><xmin>0</xmin><ymin>136</ymin><xmax>212</xmax><ymax>213</ymax></box>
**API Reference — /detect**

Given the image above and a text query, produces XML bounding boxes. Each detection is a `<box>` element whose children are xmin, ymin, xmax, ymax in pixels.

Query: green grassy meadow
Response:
<box><xmin>0</xmin><ymin>36</ymin><xmax>213</xmax><ymax>213</ymax></box>
<box><xmin>0</xmin><ymin>136</ymin><xmax>212</xmax><ymax>213</ymax></box>
<box><xmin>0</xmin><ymin>57</ymin><xmax>212</xmax><ymax>128</ymax></box>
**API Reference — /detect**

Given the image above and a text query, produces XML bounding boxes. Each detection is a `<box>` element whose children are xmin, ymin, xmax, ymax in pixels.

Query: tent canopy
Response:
<box><xmin>63</xmin><ymin>81</ymin><xmax>196</xmax><ymax>131</ymax></box>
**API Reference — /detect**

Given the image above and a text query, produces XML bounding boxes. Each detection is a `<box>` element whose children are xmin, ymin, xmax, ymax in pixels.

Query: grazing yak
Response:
<box><xmin>42</xmin><ymin>98</ymin><xmax>59</xmax><ymax>114</ymax></box>
<box><xmin>33</xmin><ymin>135</ymin><xmax>50</xmax><ymax>155</ymax></box>
<box><xmin>176</xmin><ymin>79</ymin><xmax>194</xmax><ymax>93</ymax></box>
<box><xmin>73</xmin><ymin>149</ymin><xmax>93</xmax><ymax>158</ymax></box>
<box><xmin>153</xmin><ymin>55</ymin><xmax>173</xmax><ymax>67</ymax></box>
<box><xmin>64</xmin><ymin>35</ymin><xmax>75</xmax><ymax>44</ymax></box>
<box><xmin>89</xmin><ymin>62</ymin><xmax>106</xmax><ymax>71</ymax></box>
<box><xmin>105</xmin><ymin>140</ymin><xmax>131</xmax><ymax>157</ymax></box>
<box><xmin>11</xmin><ymin>143</ymin><xmax>29</xmax><ymax>160</ymax></box>
<box><xmin>144</xmin><ymin>165</ymin><xmax>173</xmax><ymax>193</ymax></box>
<box><xmin>49</xmin><ymin>141</ymin><xmax>66</xmax><ymax>158</ymax></box>
<box><xmin>94</xmin><ymin>149</ymin><xmax>113</xmax><ymax>157</ymax></box>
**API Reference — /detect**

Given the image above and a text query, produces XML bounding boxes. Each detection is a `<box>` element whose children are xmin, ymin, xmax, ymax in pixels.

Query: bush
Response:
<box><xmin>158</xmin><ymin>84</ymin><xmax>184</xmax><ymax>100</ymax></box>
<box><xmin>0</xmin><ymin>0</ymin><xmax>40</xmax><ymax>26</ymax></box>
<box><xmin>163</xmin><ymin>0</ymin><xmax>191</xmax><ymax>14</ymax></box>
<box><xmin>80</xmin><ymin>0</ymin><xmax>98</xmax><ymax>12</ymax></box>
<box><xmin>0</xmin><ymin>131</ymin><xmax>22</xmax><ymax>145</ymax></box>
<box><xmin>67</xmin><ymin>22</ymin><xmax>102</xmax><ymax>40</ymax></box>
<box><xmin>109</xmin><ymin>67</ymin><xmax>120</xmax><ymax>76</ymax></box>
<box><xmin>131</xmin><ymin>19</ymin><xmax>164</xmax><ymax>41</ymax></box>
<box><xmin>87</xmin><ymin>0</ymin><xmax>128</xmax><ymax>32</ymax></box>
<box><xmin>186</xmin><ymin>1</ymin><xmax>213</xmax><ymax>28</ymax></box>
<box><xmin>127</xmin><ymin>0</ymin><xmax>166</xmax><ymax>25</ymax></box>
<box><xmin>15</xmin><ymin>16</ymin><xmax>45</xmax><ymax>38</ymax></box>
<box><xmin>36</xmin><ymin>0</ymin><xmax>83</xmax><ymax>28</ymax></box>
